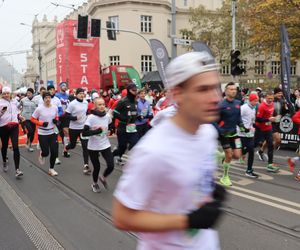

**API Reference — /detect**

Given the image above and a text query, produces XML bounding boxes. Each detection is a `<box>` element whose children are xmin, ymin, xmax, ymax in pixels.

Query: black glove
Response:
<box><xmin>213</xmin><ymin>184</ymin><xmax>227</xmax><ymax>203</ymax></box>
<box><xmin>95</xmin><ymin>127</ymin><xmax>103</xmax><ymax>134</ymax></box>
<box><xmin>42</xmin><ymin>122</ymin><xmax>49</xmax><ymax>127</ymax></box>
<box><xmin>52</xmin><ymin>119</ymin><xmax>58</xmax><ymax>125</ymax></box>
<box><xmin>187</xmin><ymin>201</ymin><xmax>222</xmax><ymax>229</ymax></box>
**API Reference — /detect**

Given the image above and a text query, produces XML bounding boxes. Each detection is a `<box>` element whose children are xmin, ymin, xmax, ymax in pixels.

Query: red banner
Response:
<box><xmin>56</xmin><ymin>20</ymin><xmax>100</xmax><ymax>90</ymax></box>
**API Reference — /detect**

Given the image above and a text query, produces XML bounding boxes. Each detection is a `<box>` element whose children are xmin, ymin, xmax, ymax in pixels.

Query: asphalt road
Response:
<box><xmin>1</xmin><ymin>138</ymin><xmax>300</xmax><ymax>250</ymax></box>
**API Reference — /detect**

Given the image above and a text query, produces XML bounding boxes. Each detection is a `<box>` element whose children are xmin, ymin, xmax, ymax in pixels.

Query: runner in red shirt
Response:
<box><xmin>255</xmin><ymin>91</ymin><xmax>279</xmax><ymax>172</ymax></box>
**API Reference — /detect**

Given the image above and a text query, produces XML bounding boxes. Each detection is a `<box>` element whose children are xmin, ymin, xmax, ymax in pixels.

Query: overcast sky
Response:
<box><xmin>0</xmin><ymin>0</ymin><xmax>86</xmax><ymax>73</ymax></box>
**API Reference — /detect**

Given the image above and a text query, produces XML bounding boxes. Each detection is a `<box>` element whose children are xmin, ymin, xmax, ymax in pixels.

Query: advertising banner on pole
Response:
<box><xmin>56</xmin><ymin>20</ymin><xmax>100</xmax><ymax>90</ymax></box>
<box><xmin>149</xmin><ymin>39</ymin><xmax>170</xmax><ymax>88</ymax></box>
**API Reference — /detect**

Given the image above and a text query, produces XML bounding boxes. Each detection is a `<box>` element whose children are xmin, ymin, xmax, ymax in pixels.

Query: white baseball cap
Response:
<box><xmin>91</xmin><ymin>92</ymin><xmax>99</xmax><ymax>100</ymax></box>
<box><xmin>2</xmin><ymin>86</ymin><xmax>11</xmax><ymax>93</ymax></box>
<box><xmin>165</xmin><ymin>51</ymin><xmax>219</xmax><ymax>89</ymax></box>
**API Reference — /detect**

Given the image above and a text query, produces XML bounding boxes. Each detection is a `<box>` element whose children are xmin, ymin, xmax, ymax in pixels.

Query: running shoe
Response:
<box><xmin>115</xmin><ymin>157</ymin><xmax>125</xmax><ymax>166</ymax></box>
<box><xmin>83</xmin><ymin>164</ymin><xmax>91</xmax><ymax>175</ymax></box>
<box><xmin>38</xmin><ymin>151</ymin><xmax>45</xmax><ymax>165</ymax></box>
<box><xmin>63</xmin><ymin>151</ymin><xmax>70</xmax><ymax>158</ymax></box>
<box><xmin>245</xmin><ymin>171</ymin><xmax>259</xmax><ymax>178</ymax></box>
<box><xmin>55</xmin><ymin>158</ymin><xmax>61</xmax><ymax>165</ymax></box>
<box><xmin>220</xmin><ymin>176</ymin><xmax>232</xmax><ymax>187</ymax></box>
<box><xmin>48</xmin><ymin>169</ymin><xmax>58</xmax><ymax>176</ymax></box>
<box><xmin>99</xmin><ymin>176</ymin><xmax>108</xmax><ymax>189</ymax></box>
<box><xmin>28</xmin><ymin>147</ymin><xmax>34</xmax><ymax>152</ymax></box>
<box><xmin>295</xmin><ymin>175</ymin><xmax>300</xmax><ymax>182</ymax></box>
<box><xmin>256</xmin><ymin>150</ymin><xmax>267</xmax><ymax>161</ymax></box>
<box><xmin>267</xmin><ymin>164</ymin><xmax>280</xmax><ymax>173</ymax></box>
<box><xmin>288</xmin><ymin>158</ymin><xmax>295</xmax><ymax>172</ymax></box>
<box><xmin>63</xmin><ymin>146</ymin><xmax>70</xmax><ymax>158</ymax></box>
<box><xmin>91</xmin><ymin>183</ymin><xmax>101</xmax><ymax>193</ymax></box>
<box><xmin>2</xmin><ymin>162</ymin><xmax>8</xmax><ymax>172</ymax></box>
<box><xmin>15</xmin><ymin>169</ymin><xmax>23</xmax><ymax>178</ymax></box>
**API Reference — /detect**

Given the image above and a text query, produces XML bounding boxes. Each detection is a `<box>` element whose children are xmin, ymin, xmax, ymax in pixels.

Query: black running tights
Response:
<box><xmin>38</xmin><ymin>133</ymin><xmax>58</xmax><ymax>169</ymax></box>
<box><xmin>66</xmin><ymin>129</ymin><xmax>89</xmax><ymax>165</ymax></box>
<box><xmin>0</xmin><ymin>124</ymin><xmax>20</xmax><ymax>170</ymax></box>
<box><xmin>89</xmin><ymin>147</ymin><xmax>114</xmax><ymax>183</ymax></box>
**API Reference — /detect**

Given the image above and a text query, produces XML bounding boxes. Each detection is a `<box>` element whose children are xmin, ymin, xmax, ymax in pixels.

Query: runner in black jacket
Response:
<box><xmin>112</xmin><ymin>83</ymin><xmax>139</xmax><ymax>165</ymax></box>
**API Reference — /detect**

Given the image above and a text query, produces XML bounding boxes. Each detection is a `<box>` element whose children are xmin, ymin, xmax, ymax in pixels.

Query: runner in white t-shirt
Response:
<box><xmin>64</xmin><ymin>88</ymin><xmax>90</xmax><ymax>174</ymax></box>
<box><xmin>113</xmin><ymin>51</ymin><xmax>227</xmax><ymax>250</ymax></box>
<box><xmin>31</xmin><ymin>91</ymin><xmax>59</xmax><ymax>176</ymax></box>
<box><xmin>82</xmin><ymin>97</ymin><xmax>114</xmax><ymax>193</ymax></box>
<box><xmin>41</xmin><ymin>85</ymin><xmax>63</xmax><ymax>165</ymax></box>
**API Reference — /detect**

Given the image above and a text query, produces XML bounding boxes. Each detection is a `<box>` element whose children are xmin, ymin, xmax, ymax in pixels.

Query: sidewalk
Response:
<box><xmin>0</xmin><ymin>196</ymin><xmax>35</xmax><ymax>249</ymax></box>
<box><xmin>1</xmin><ymin>145</ymin><xmax>136</xmax><ymax>250</ymax></box>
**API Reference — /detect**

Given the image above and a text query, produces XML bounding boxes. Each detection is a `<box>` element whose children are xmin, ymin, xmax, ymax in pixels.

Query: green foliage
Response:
<box><xmin>181</xmin><ymin>1</ymin><xmax>250</xmax><ymax>61</ymax></box>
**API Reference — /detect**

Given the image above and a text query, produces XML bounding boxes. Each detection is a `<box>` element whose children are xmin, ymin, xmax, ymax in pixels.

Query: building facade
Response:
<box><xmin>24</xmin><ymin>0</ymin><xmax>300</xmax><ymax>90</ymax></box>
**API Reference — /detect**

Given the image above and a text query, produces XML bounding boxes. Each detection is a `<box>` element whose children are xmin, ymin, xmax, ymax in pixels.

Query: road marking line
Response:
<box><xmin>230</xmin><ymin>165</ymin><xmax>274</xmax><ymax>180</ymax></box>
<box><xmin>0</xmin><ymin>175</ymin><xmax>64</xmax><ymax>250</ymax></box>
<box><xmin>231</xmin><ymin>185</ymin><xmax>300</xmax><ymax>209</ymax></box>
<box><xmin>228</xmin><ymin>190</ymin><xmax>300</xmax><ymax>215</ymax></box>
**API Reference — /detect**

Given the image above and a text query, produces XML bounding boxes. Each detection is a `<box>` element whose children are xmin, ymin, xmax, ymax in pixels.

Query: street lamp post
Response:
<box><xmin>171</xmin><ymin>0</ymin><xmax>177</xmax><ymax>59</ymax></box>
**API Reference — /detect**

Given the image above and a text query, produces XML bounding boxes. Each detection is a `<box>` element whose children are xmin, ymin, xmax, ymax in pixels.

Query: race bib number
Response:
<box><xmin>126</xmin><ymin>123</ymin><xmax>137</xmax><ymax>133</ymax></box>
<box><xmin>235</xmin><ymin>138</ymin><xmax>242</xmax><ymax>149</ymax></box>
<box><xmin>54</xmin><ymin>126</ymin><xmax>59</xmax><ymax>135</ymax></box>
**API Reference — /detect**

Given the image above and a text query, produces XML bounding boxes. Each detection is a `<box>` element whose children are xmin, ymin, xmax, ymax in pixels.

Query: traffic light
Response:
<box><xmin>106</xmin><ymin>21</ymin><xmax>116</xmax><ymax>40</ymax></box>
<box><xmin>91</xmin><ymin>19</ymin><xmax>101</xmax><ymax>37</ymax></box>
<box><xmin>77</xmin><ymin>15</ymin><xmax>88</xmax><ymax>39</ymax></box>
<box><xmin>230</xmin><ymin>50</ymin><xmax>245</xmax><ymax>76</ymax></box>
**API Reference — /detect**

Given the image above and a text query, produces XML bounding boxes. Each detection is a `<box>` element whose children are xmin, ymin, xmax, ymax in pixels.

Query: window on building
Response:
<box><xmin>183</xmin><ymin>0</ymin><xmax>188</xmax><ymax>6</ymax></box>
<box><xmin>141</xmin><ymin>55</ymin><xmax>152</xmax><ymax>72</ymax></box>
<box><xmin>109</xmin><ymin>56</ymin><xmax>120</xmax><ymax>65</ymax></box>
<box><xmin>255</xmin><ymin>60</ymin><xmax>265</xmax><ymax>75</ymax></box>
<box><xmin>220</xmin><ymin>60</ymin><xmax>230</xmax><ymax>75</ymax></box>
<box><xmin>141</xmin><ymin>15</ymin><xmax>152</xmax><ymax>33</ymax></box>
<box><xmin>240</xmin><ymin>60</ymin><xmax>247</xmax><ymax>75</ymax></box>
<box><xmin>237</xmin><ymin>40</ymin><xmax>246</xmax><ymax>48</ymax></box>
<box><xmin>291</xmin><ymin>62</ymin><xmax>297</xmax><ymax>75</ymax></box>
<box><xmin>108</xmin><ymin>16</ymin><xmax>119</xmax><ymax>32</ymax></box>
<box><xmin>271</xmin><ymin>61</ymin><xmax>281</xmax><ymax>75</ymax></box>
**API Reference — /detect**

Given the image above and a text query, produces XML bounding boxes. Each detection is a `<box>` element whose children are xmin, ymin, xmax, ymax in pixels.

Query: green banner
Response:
<box><xmin>126</xmin><ymin>68</ymin><xmax>141</xmax><ymax>89</ymax></box>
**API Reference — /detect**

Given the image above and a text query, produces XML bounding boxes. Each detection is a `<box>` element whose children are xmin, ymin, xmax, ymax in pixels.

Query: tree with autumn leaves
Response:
<box><xmin>243</xmin><ymin>0</ymin><xmax>300</xmax><ymax>59</ymax></box>
<box><xmin>184</xmin><ymin>0</ymin><xmax>300</xmax><ymax>59</ymax></box>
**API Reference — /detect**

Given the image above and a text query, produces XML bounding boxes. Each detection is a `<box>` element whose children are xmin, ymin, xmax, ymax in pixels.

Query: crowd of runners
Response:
<box><xmin>0</xmin><ymin>82</ymin><xmax>171</xmax><ymax>191</ymax></box>
<box><xmin>0</xmin><ymin>72</ymin><xmax>300</xmax><ymax>188</ymax></box>
<box><xmin>1</xmin><ymin>51</ymin><xmax>300</xmax><ymax>249</ymax></box>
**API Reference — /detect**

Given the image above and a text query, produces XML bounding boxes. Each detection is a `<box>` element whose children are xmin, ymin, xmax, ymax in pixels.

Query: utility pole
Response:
<box><xmin>231</xmin><ymin>0</ymin><xmax>236</xmax><ymax>50</ymax></box>
<box><xmin>38</xmin><ymin>36</ymin><xmax>42</xmax><ymax>90</ymax></box>
<box><xmin>171</xmin><ymin>0</ymin><xmax>177</xmax><ymax>59</ymax></box>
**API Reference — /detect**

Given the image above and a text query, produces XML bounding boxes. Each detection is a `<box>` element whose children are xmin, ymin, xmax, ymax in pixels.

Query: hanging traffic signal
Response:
<box><xmin>230</xmin><ymin>50</ymin><xmax>245</xmax><ymax>76</ymax></box>
<box><xmin>106</xmin><ymin>21</ymin><xmax>116</xmax><ymax>40</ymax></box>
<box><xmin>91</xmin><ymin>19</ymin><xmax>101</xmax><ymax>37</ymax></box>
<box><xmin>77</xmin><ymin>15</ymin><xmax>88</xmax><ymax>39</ymax></box>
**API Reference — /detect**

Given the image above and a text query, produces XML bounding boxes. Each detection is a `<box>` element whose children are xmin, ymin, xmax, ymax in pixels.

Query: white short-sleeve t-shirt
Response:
<box><xmin>84</xmin><ymin>113</ymin><xmax>112</xmax><ymax>151</ymax></box>
<box><xmin>114</xmin><ymin>119</ymin><xmax>220</xmax><ymax>250</ymax></box>
<box><xmin>32</xmin><ymin>105</ymin><xmax>58</xmax><ymax>135</ymax></box>
<box><xmin>66</xmin><ymin>99</ymin><xmax>88</xmax><ymax>130</ymax></box>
